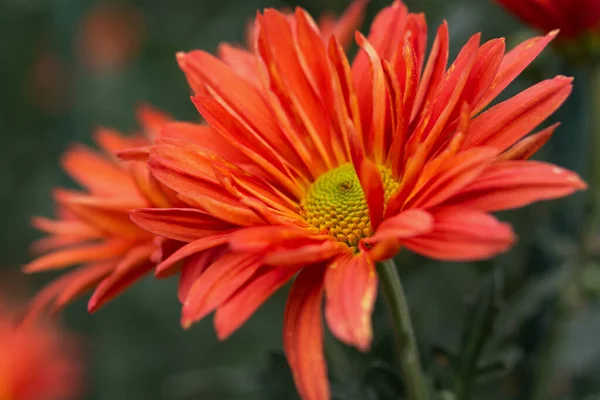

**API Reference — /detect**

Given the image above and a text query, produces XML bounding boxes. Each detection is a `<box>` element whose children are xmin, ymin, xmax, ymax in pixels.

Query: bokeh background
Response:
<box><xmin>1</xmin><ymin>0</ymin><xmax>598</xmax><ymax>399</ymax></box>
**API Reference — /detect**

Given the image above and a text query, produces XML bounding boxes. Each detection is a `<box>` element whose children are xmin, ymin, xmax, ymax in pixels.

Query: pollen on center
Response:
<box><xmin>299</xmin><ymin>163</ymin><xmax>399</xmax><ymax>248</ymax></box>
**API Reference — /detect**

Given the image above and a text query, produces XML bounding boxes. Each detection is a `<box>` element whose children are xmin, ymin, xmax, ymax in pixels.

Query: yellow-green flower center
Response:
<box><xmin>300</xmin><ymin>163</ymin><xmax>399</xmax><ymax>248</ymax></box>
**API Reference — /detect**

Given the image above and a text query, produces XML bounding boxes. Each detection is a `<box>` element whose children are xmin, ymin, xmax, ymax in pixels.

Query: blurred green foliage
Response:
<box><xmin>1</xmin><ymin>0</ymin><xmax>599</xmax><ymax>399</ymax></box>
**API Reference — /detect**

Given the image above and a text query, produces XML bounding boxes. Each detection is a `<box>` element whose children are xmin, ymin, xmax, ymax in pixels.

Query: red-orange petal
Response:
<box><xmin>464</xmin><ymin>76</ymin><xmax>572</xmax><ymax>152</ymax></box>
<box><xmin>283</xmin><ymin>265</ymin><xmax>329</xmax><ymax>400</ymax></box>
<box><xmin>348</xmin><ymin>122</ymin><xmax>385</xmax><ymax>230</ymax></box>
<box><xmin>408</xmin><ymin>147</ymin><xmax>498</xmax><ymax>209</ymax></box>
<box><xmin>263</xmin><ymin>240</ymin><xmax>349</xmax><ymax>268</ymax></box>
<box><xmin>324</xmin><ymin>253</ymin><xmax>377</xmax><ymax>351</ymax></box>
<box><xmin>181</xmin><ymin>253</ymin><xmax>262</xmax><ymax>327</ymax></box>
<box><xmin>23</xmin><ymin>240</ymin><xmax>132</xmax><ymax>273</ymax></box>
<box><xmin>61</xmin><ymin>145</ymin><xmax>141</xmax><ymax>199</ymax></box>
<box><xmin>129</xmin><ymin>208</ymin><xmax>232</xmax><ymax>242</ymax></box>
<box><xmin>228</xmin><ymin>226</ymin><xmax>318</xmax><ymax>252</ymax></box>
<box><xmin>87</xmin><ymin>243</ymin><xmax>156</xmax><ymax>312</ymax></box>
<box><xmin>23</xmin><ymin>261</ymin><xmax>114</xmax><ymax>323</ymax></box>
<box><xmin>318</xmin><ymin>0</ymin><xmax>368</xmax><ymax>50</ymax></box>
<box><xmin>445</xmin><ymin>160</ymin><xmax>587</xmax><ymax>212</ymax></box>
<box><xmin>473</xmin><ymin>30</ymin><xmax>558</xmax><ymax>114</ymax></box>
<box><xmin>214</xmin><ymin>266</ymin><xmax>298</xmax><ymax>340</ymax></box>
<box><xmin>155</xmin><ymin>234</ymin><xmax>231</xmax><ymax>278</ymax></box>
<box><xmin>178</xmin><ymin>248</ymin><xmax>225</xmax><ymax>303</ymax></box>
<box><xmin>403</xmin><ymin>207</ymin><xmax>515</xmax><ymax>261</ymax></box>
<box><xmin>496</xmin><ymin>123</ymin><xmax>556</xmax><ymax>161</ymax></box>
<box><xmin>368</xmin><ymin>208</ymin><xmax>434</xmax><ymax>243</ymax></box>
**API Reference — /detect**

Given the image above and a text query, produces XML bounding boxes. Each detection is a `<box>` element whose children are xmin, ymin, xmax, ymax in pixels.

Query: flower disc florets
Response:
<box><xmin>300</xmin><ymin>163</ymin><xmax>399</xmax><ymax>248</ymax></box>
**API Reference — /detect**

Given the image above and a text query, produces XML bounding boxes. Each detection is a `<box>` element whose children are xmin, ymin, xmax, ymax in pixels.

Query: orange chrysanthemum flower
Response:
<box><xmin>24</xmin><ymin>1</ymin><xmax>368</xmax><ymax>322</ymax></box>
<box><xmin>127</xmin><ymin>1</ymin><xmax>586</xmax><ymax>398</ymax></box>
<box><xmin>496</xmin><ymin>0</ymin><xmax>600</xmax><ymax>40</ymax></box>
<box><xmin>23</xmin><ymin>107</ymin><xmax>194</xmax><ymax>316</ymax></box>
<box><xmin>0</xmin><ymin>299</ymin><xmax>82</xmax><ymax>400</ymax></box>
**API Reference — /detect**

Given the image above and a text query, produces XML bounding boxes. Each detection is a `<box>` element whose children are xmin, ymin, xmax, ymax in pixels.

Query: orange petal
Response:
<box><xmin>116</xmin><ymin>147</ymin><xmax>151</xmax><ymax>162</ymax></box>
<box><xmin>31</xmin><ymin>235</ymin><xmax>90</xmax><ymax>254</ymax></box>
<box><xmin>258</xmin><ymin>9</ymin><xmax>335</xmax><ymax>171</ymax></box>
<box><xmin>59</xmin><ymin>196</ymin><xmax>149</xmax><ymax>239</ymax></box>
<box><xmin>192</xmin><ymin>95</ymin><xmax>303</xmax><ymax>199</ymax></box>
<box><xmin>413</xmin><ymin>33</ymin><xmax>480</xmax><ymax>158</ymax></box>
<box><xmin>318</xmin><ymin>0</ymin><xmax>368</xmax><ymax>50</ymax></box>
<box><xmin>328</xmin><ymin>36</ymin><xmax>362</xmax><ymax>151</ymax></box>
<box><xmin>61</xmin><ymin>145</ymin><xmax>140</xmax><ymax>199</ymax></box>
<box><xmin>324</xmin><ymin>253</ymin><xmax>377</xmax><ymax>351</ymax></box>
<box><xmin>263</xmin><ymin>241</ymin><xmax>349</xmax><ymax>268</ymax></box>
<box><xmin>87</xmin><ymin>243</ymin><xmax>155</xmax><ymax>312</ymax></box>
<box><xmin>31</xmin><ymin>217</ymin><xmax>102</xmax><ymax>238</ymax></box>
<box><xmin>129</xmin><ymin>162</ymin><xmax>172</xmax><ymax>208</ymax></box>
<box><xmin>368</xmin><ymin>208</ymin><xmax>434</xmax><ymax>242</ymax></box>
<box><xmin>283</xmin><ymin>266</ymin><xmax>329</xmax><ymax>400</ymax></box>
<box><xmin>473</xmin><ymin>30</ymin><xmax>558</xmax><ymax>114</ymax></box>
<box><xmin>228</xmin><ymin>226</ymin><xmax>318</xmax><ymax>252</ymax></box>
<box><xmin>94</xmin><ymin>127</ymin><xmax>148</xmax><ymax>154</ymax></box>
<box><xmin>348</xmin><ymin>122</ymin><xmax>385</xmax><ymax>230</ymax></box>
<box><xmin>149</xmin><ymin>141</ymin><xmax>217</xmax><ymax>184</ymax></box>
<box><xmin>136</xmin><ymin>104</ymin><xmax>172</xmax><ymax>139</ymax></box>
<box><xmin>411</xmin><ymin>21</ymin><xmax>449</xmax><ymax>123</ymax></box>
<box><xmin>178</xmin><ymin>248</ymin><xmax>225</xmax><ymax>303</ymax></box>
<box><xmin>353</xmin><ymin>1</ymin><xmax>409</xmax><ymax>138</ymax></box>
<box><xmin>180</xmin><ymin>50</ymin><xmax>299</xmax><ymax>173</ymax></box>
<box><xmin>445</xmin><ymin>160</ymin><xmax>586</xmax><ymax>212</ymax></box>
<box><xmin>159</xmin><ymin>121</ymin><xmax>246</xmax><ymax>162</ymax></box>
<box><xmin>218</xmin><ymin>43</ymin><xmax>261</xmax><ymax>87</ymax></box>
<box><xmin>496</xmin><ymin>123</ymin><xmax>556</xmax><ymax>161</ymax></box>
<box><xmin>404</xmin><ymin>207</ymin><xmax>515</xmax><ymax>261</ymax></box>
<box><xmin>23</xmin><ymin>240</ymin><xmax>132</xmax><ymax>273</ymax></box>
<box><xmin>214</xmin><ymin>266</ymin><xmax>298</xmax><ymax>340</ymax></box>
<box><xmin>129</xmin><ymin>208</ymin><xmax>232</xmax><ymax>242</ymax></box>
<box><xmin>355</xmin><ymin>32</ymin><xmax>388</xmax><ymax>163</ymax></box>
<box><xmin>461</xmin><ymin>38</ymin><xmax>506</xmax><ymax>109</ymax></box>
<box><xmin>408</xmin><ymin>147</ymin><xmax>498</xmax><ymax>209</ymax></box>
<box><xmin>464</xmin><ymin>76</ymin><xmax>572</xmax><ymax>151</ymax></box>
<box><xmin>181</xmin><ymin>253</ymin><xmax>262</xmax><ymax>327</ymax></box>
<box><xmin>155</xmin><ymin>234</ymin><xmax>231</xmax><ymax>278</ymax></box>
<box><xmin>23</xmin><ymin>262</ymin><xmax>114</xmax><ymax>324</ymax></box>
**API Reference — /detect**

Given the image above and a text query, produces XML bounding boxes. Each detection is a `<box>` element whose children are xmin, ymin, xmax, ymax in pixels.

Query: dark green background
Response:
<box><xmin>1</xmin><ymin>0</ymin><xmax>598</xmax><ymax>399</ymax></box>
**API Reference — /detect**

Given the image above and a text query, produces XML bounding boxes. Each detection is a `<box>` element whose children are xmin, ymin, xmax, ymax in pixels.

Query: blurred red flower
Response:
<box><xmin>0</xmin><ymin>299</ymin><xmax>82</xmax><ymax>400</ymax></box>
<box><xmin>495</xmin><ymin>0</ymin><xmax>600</xmax><ymax>40</ymax></box>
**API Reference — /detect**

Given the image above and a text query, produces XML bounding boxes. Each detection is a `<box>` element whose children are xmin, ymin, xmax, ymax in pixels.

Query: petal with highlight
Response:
<box><xmin>445</xmin><ymin>160</ymin><xmax>587</xmax><ymax>212</ymax></box>
<box><xmin>155</xmin><ymin>234</ymin><xmax>231</xmax><ymax>278</ymax></box>
<box><xmin>129</xmin><ymin>208</ymin><xmax>232</xmax><ymax>242</ymax></box>
<box><xmin>464</xmin><ymin>76</ymin><xmax>572</xmax><ymax>151</ymax></box>
<box><xmin>214</xmin><ymin>266</ymin><xmax>298</xmax><ymax>340</ymax></box>
<box><xmin>88</xmin><ymin>244</ymin><xmax>155</xmax><ymax>312</ymax></box>
<box><xmin>23</xmin><ymin>240</ymin><xmax>132</xmax><ymax>273</ymax></box>
<box><xmin>283</xmin><ymin>266</ymin><xmax>329</xmax><ymax>400</ymax></box>
<box><xmin>404</xmin><ymin>207</ymin><xmax>515</xmax><ymax>261</ymax></box>
<box><xmin>324</xmin><ymin>253</ymin><xmax>377</xmax><ymax>351</ymax></box>
<box><xmin>181</xmin><ymin>253</ymin><xmax>262</xmax><ymax>327</ymax></box>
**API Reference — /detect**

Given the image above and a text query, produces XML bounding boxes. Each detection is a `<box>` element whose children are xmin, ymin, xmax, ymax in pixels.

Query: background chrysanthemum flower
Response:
<box><xmin>127</xmin><ymin>1</ymin><xmax>586</xmax><ymax>398</ymax></box>
<box><xmin>0</xmin><ymin>298</ymin><xmax>82</xmax><ymax>400</ymax></box>
<box><xmin>495</xmin><ymin>0</ymin><xmax>600</xmax><ymax>39</ymax></box>
<box><xmin>23</xmin><ymin>106</ymin><xmax>197</xmax><ymax>317</ymax></box>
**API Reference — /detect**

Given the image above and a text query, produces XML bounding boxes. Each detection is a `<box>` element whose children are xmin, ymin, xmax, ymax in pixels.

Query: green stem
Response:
<box><xmin>532</xmin><ymin>63</ymin><xmax>600</xmax><ymax>400</ymax></box>
<box><xmin>377</xmin><ymin>258</ymin><xmax>429</xmax><ymax>400</ymax></box>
